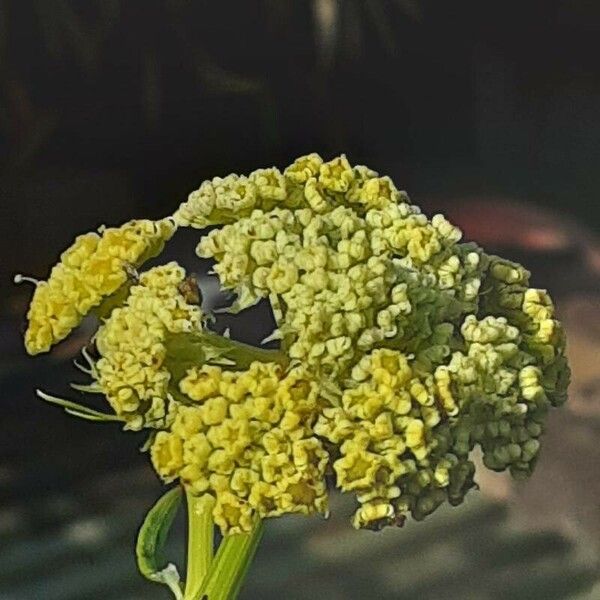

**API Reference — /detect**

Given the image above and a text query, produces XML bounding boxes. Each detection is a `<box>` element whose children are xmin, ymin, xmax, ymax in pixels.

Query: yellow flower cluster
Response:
<box><xmin>195</xmin><ymin>155</ymin><xmax>481</xmax><ymax>382</ymax></box>
<box><xmin>197</xmin><ymin>206</ymin><xmax>401</xmax><ymax>377</ymax></box>
<box><xmin>174</xmin><ymin>167</ymin><xmax>295</xmax><ymax>229</ymax></box>
<box><xmin>182</xmin><ymin>154</ymin><xmax>568</xmax><ymax>530</ymax></box>
<box><xmin>150</xmin><ymin>362</ymin><xmax>328</xmax><ymax>534</ymax></box>
<box><xmin>314</xmin><ymin>348</ymin><xmax>473</xmax><ymax>528</ymax></box>
<box><xmin>95</xmin><ymin>263</ymin><xmax>203</xmax><ymax>430</ymax></box>
<box><xmin>22</xmin><ymin>219</ymin><xmax>176</xmax><ymax>355</ymax></box>
<box><xmin>21</xmin><ymin>153</ymin><xmax>569</xmax><ymax>536</ymax></box>
<box><xmin>480</xmin><ymin>257</ymin><xmax>569</xmax><ymax>408</ymax></box>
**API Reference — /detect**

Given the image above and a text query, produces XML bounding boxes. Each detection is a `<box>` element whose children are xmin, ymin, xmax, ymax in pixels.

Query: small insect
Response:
<box><xmin>179</xmin><ymin>274</ymin><xmax>202</xmax><ymax>305</ymax></box>
<box><xmin>123</xmin><ymin>262</ymin><xmax>140</xmax><ymax>283</ymax></box>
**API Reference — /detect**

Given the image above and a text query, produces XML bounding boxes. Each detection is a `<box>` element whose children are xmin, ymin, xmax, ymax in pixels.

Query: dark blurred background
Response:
<box><xmin>1</xmin><ymin>2</ymin><xmax>599</xmax><ymax>599</ymax></box>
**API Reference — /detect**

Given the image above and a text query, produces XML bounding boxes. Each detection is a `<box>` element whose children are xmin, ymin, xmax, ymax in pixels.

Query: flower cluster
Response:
<box><xmin>174</xmin><ymin>167</ymin><xmax>293</xmax><ymax>229</ymax></box>
<box><xmin>20</xmin><ymin>153</ymin><xmax>569</xmax><ymax>536</ymax></box>
<box><xmin>95</xmin><ymin>263</ymin><xmax>203</xmax><ymax>430</ymax></box>
<box><xmin>195</xmin><ymin>156</ymin><xmax>485</xmax><ymax>386</ymax></box>
<box><xmin>151</xmin><ymin>362</ymin><xmax>328</xmax><ymax>534</ymax></box>
<box><xmin>314</xmin><ymin>348</ymin><xmax>471</xmax><ymax>528</ymax></box>
<box><xmin>184</xmin><ymin>153</ymin><xmax>569</xmax><ymax>531</ymax></box>
<box><xmin>20</xmin><ymin>219</ymin><xmax>176</xmax><ymax>355</ymax></box>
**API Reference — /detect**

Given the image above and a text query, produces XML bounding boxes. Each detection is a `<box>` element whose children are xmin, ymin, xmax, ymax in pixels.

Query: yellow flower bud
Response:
<box><xmin>318</xmin><ymin>154</ymin><xmax>354</xmax><ymax>193</ymax></box>
<box><xmin>22</xmin><ymin>219</ymin><xmax>176</xmax><ymax>355</ymax></box>
<box><xmin>284</xmin><ymin>153</ymin><xmax>323</xmax><ymax>184</ymax></box>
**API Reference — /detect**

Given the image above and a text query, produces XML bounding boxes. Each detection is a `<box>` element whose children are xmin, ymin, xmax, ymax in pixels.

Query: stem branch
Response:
<box><xmin>199</xmin><ymin>519</ymin><xmax>263</xmax><ymax>600</ymax></box>
<box><xmin>184</xmin><ymin>492</ymin><xmax>215</xmax><ymax>600</ymax></box>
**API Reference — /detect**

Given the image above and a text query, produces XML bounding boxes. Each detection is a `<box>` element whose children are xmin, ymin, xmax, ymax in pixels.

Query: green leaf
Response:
<box><xmin>136</xmin><ymin>487</ymin><xmax>184</xmax><ymax>600</ymax></box>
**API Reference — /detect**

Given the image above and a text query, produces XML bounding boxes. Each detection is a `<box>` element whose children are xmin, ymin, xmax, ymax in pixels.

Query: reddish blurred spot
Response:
<box><xmin>423</xmin><ymin>198</ymin><xmax>573</xmax><ymax>252</ymax></box>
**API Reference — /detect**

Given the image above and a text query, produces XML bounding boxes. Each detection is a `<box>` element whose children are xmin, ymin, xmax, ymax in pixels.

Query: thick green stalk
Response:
<box><xmin>198</xmin><ymin>519</ymin><xmax>264</xmax><ymax>600</ymax></box>
<box><xmin>184</xmin><ymin>492</ymin><xmax>215</xmax><ymax>600</ymax></box>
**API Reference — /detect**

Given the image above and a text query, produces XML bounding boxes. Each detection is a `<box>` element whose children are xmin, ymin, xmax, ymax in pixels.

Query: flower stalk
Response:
<box><xmin>184</xmin><ymin>492</ymin><xmax>215</xmax><ymax>600</ymax></box>
<box><xmin>197</xmin><ymin>518</ymin><xmax>263</xmax><ymax>600</ymax></box>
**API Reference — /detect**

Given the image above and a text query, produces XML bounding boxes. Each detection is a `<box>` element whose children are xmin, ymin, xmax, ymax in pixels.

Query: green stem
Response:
<box><xmin>184</xmin><ymin>492</ymin><xmax>215</xmax><ymax>600</ymax></box>
<box><xmin>198</xmin><ymin>519</ymin><xmax>264</xmax><ymax>600</ymax></box>
<box><xmin>199</xmin><ymin>330</ymin><xmax>286</xmax><ymax>366</ymax></box>
<box><xmin>164</xmin><ymin>330</ymin><xmax>287</xmax><ymax>386</ymax></box>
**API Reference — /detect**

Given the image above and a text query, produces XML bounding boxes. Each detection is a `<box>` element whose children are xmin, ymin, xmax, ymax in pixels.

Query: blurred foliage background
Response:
<box><xmin>1</xmin><ymin>1</ymin><xmax>599</xmax><ymax>599</ymax></box>
<box><xmin>2</xmin><ymin>0</ymin><xmax>600</xmax><ymax>286</ymax></box>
